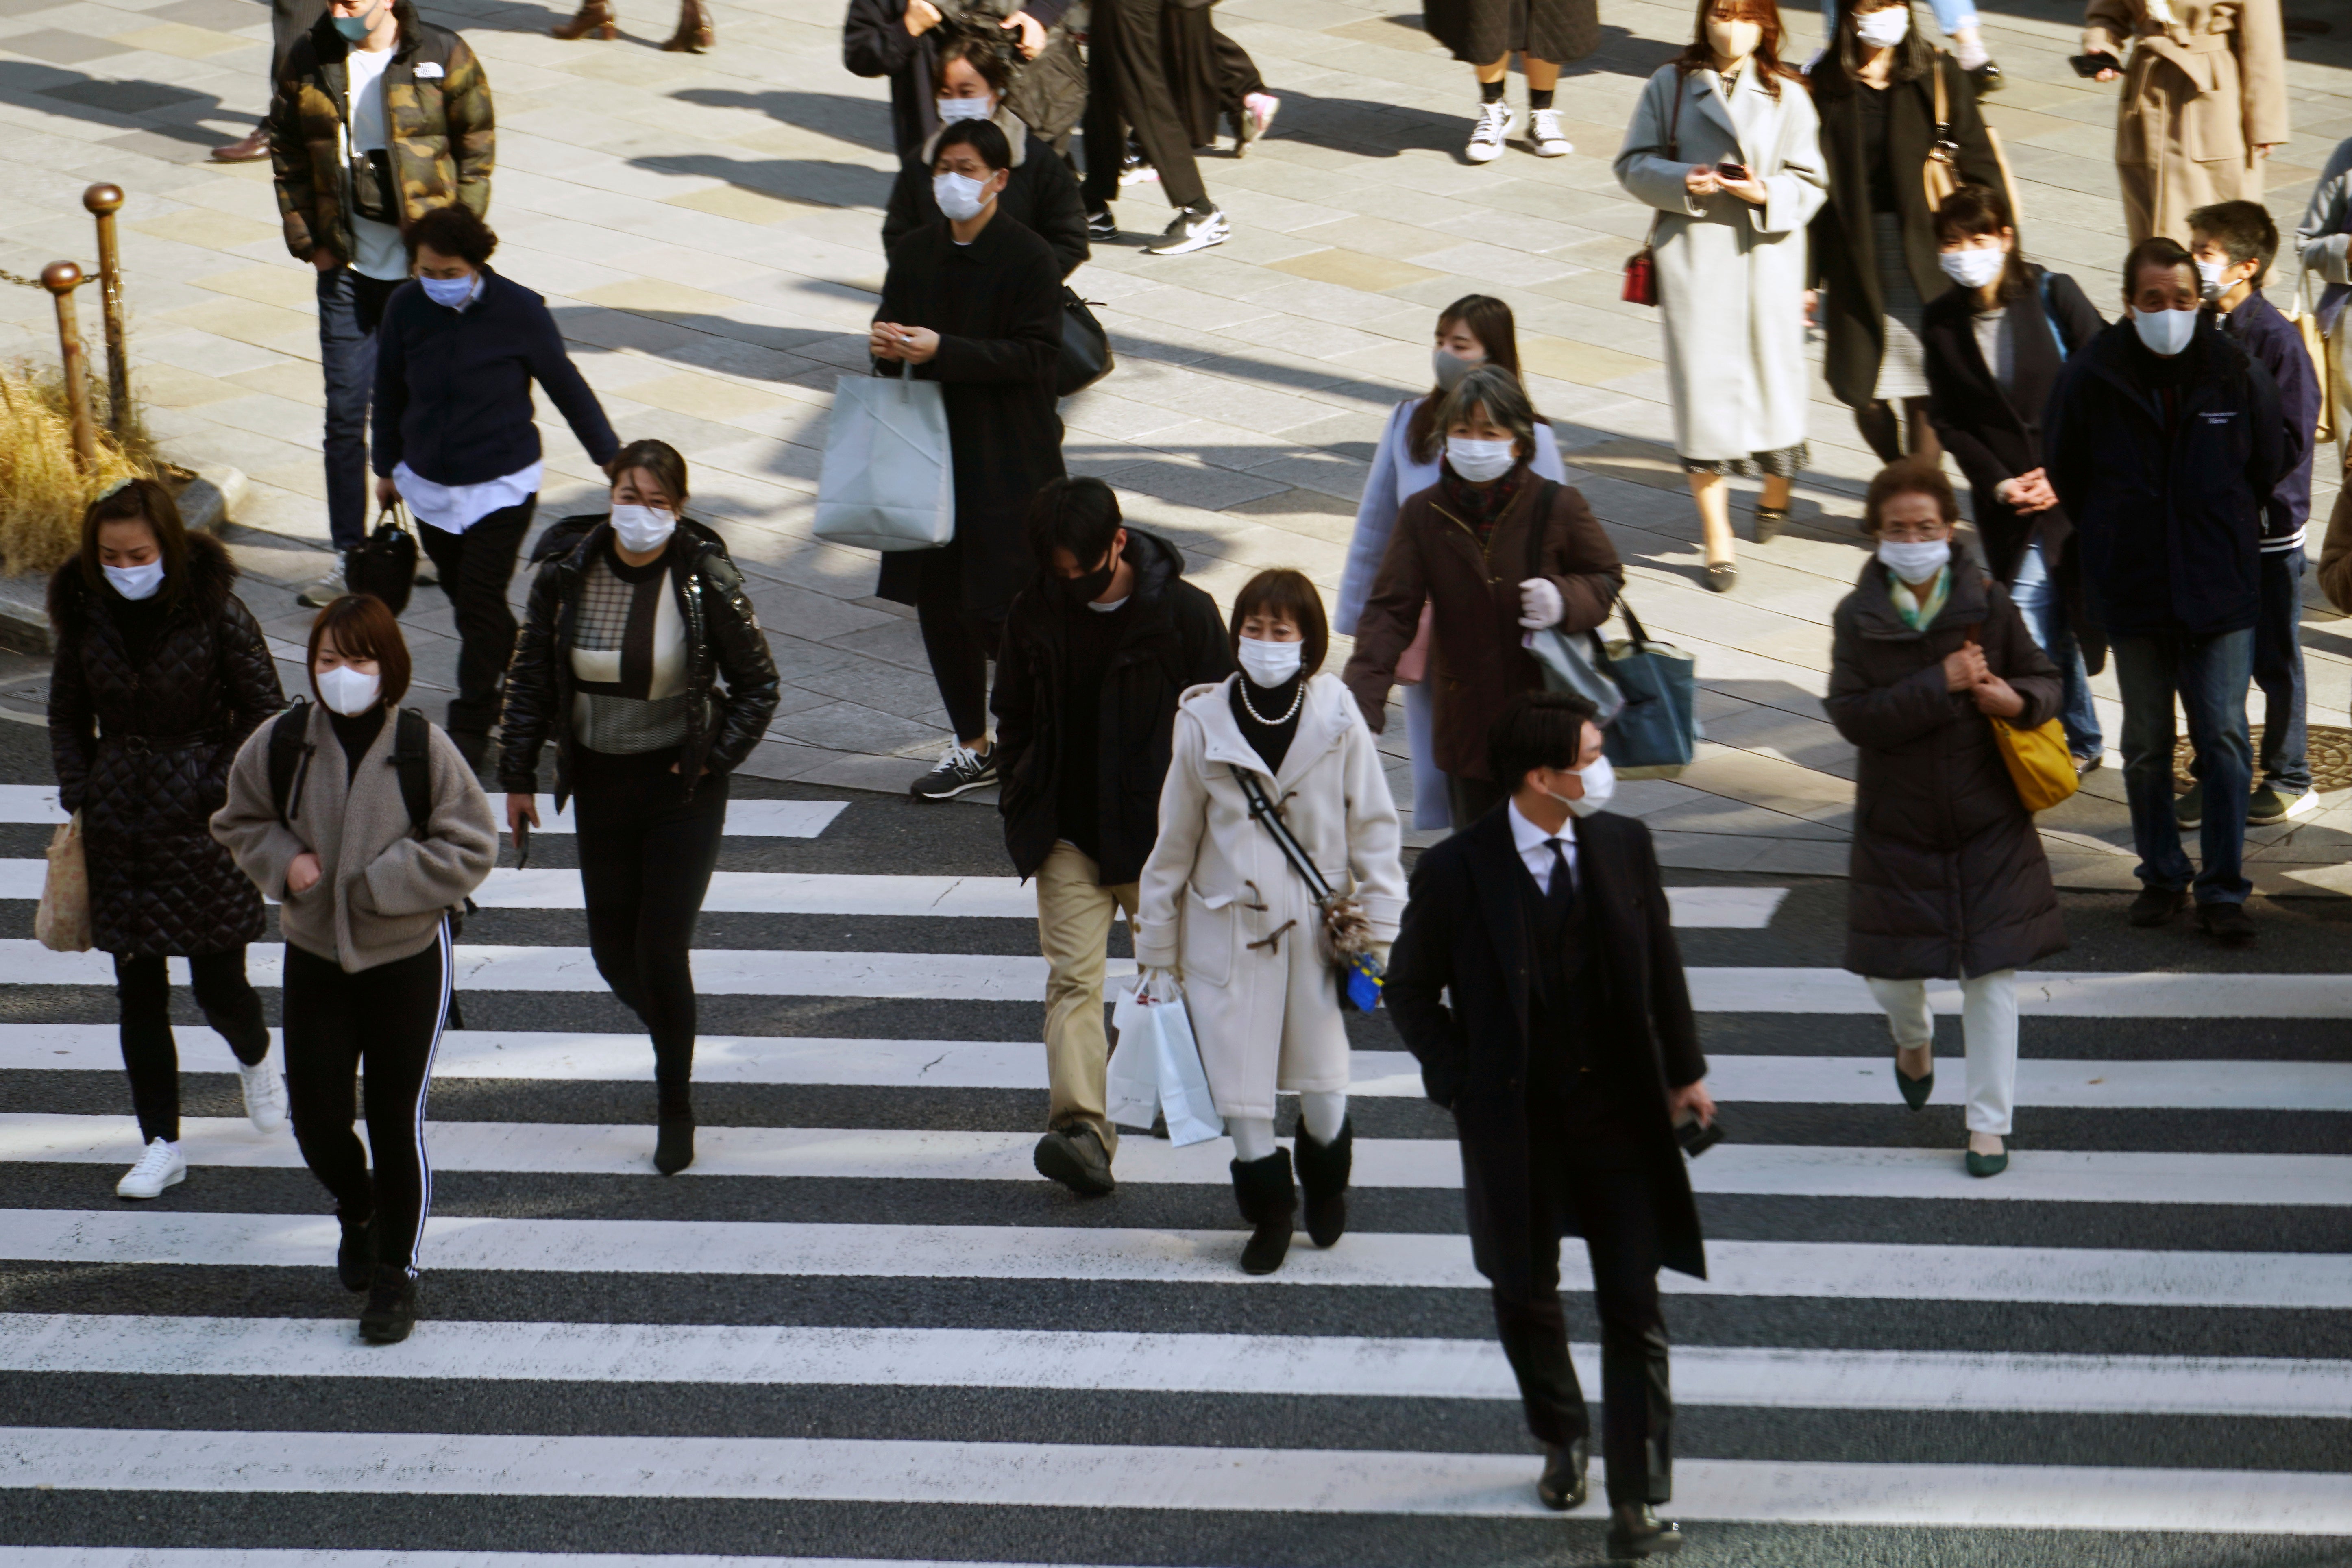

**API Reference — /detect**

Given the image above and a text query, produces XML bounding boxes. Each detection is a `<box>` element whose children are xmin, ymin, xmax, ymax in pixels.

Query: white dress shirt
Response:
<box><xmin>1507</xmin><ymin>798</ymin><xmax>1577</xmax><ymax>895</ymax></box>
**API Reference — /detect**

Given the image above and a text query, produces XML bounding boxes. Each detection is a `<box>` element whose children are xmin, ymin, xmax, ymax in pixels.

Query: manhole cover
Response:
<box><xmin>2173</xmin><ymin>724</ymin><xmax>2352</xmax><ymax>791</ymax></box>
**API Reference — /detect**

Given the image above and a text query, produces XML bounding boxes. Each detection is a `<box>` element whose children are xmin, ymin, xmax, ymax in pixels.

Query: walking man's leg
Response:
<box><xmin>1034</xmin><ymin>841</ymin><xmax>1123</xmax><ymax>1193</ymax></box>
<box><xmin>308</xmin><ymin>267</ymin><xmax>377</xmax><ymax>606</ymax></box>
<box><xmin>2179</xmin><ymin>627</ymin><xmax>2256</xmax><ymax>923</ymax></box>
<box><xmin>2109</xmin><ymin>634</ymin><xmax>2195</xmax><ymax>922</ymax></box>
<box><xmin>2251</xmin><ymin>546</ymin><xmax>2313</xmax><ymax>821</ymax></box>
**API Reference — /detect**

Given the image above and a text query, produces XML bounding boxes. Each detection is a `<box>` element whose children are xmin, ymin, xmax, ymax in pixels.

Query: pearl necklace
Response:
<box><xmin>1237</xmin><ymin>675</ymin><xmax>1305</xmax><ymax>726</ymax></box>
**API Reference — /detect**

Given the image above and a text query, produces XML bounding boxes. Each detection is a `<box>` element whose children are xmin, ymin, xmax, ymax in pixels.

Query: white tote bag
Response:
<box><xmin>1108</xmin><ymin>980</ymin><xmax>1225</xmax><ymax>1147</ymax></box>
<box><xmin>813</xmin><ymin>359</ymin><xmax>955</xmax><ymax>553</ymax></box>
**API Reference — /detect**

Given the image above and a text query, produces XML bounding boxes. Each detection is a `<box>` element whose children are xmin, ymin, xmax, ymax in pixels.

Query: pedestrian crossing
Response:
<box><xmin>1</xmin><ymin>787</ymin><xmax>2346</xmax><ymax>1561</ymax></box>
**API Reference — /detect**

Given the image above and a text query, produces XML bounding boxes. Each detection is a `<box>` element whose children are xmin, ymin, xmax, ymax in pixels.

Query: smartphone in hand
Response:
<box><xmin>1716</xmin><ymin>160</ymin><xmax>1750</xmax><ymax>181</ymax></box>
<box><xmin>2068</xmin><ymin>52</ymin><xmax>2116</xmax><ymax>77</ymax></box>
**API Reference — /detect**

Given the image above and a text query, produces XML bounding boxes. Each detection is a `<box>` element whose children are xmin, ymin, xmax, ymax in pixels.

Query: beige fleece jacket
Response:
<box><xmin>212</xmin><ymin>702</ymin><xmax>497</xmax><ymax>973</ymax></box>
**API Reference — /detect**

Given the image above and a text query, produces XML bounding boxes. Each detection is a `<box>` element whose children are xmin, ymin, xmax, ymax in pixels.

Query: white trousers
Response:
<box><xmin>1230</xmin><ymin>1090</ymin><xmax>1347</xmax><ymax>1163</ymax></box>
<box><xmin>1865</xmin><ymin>969</ymin><xmax>2018</xmax><ymax>1136</ymax></box>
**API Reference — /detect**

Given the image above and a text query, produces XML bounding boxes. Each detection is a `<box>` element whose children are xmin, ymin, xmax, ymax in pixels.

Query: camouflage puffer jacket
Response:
<box><xmin>268</xmin><ymin>1</ymin><xmax>494</xmax><ymax>266</ymax></box>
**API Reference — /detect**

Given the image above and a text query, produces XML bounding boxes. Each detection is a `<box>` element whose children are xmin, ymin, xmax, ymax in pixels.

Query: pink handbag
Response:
<box><xmin>1394</xmin><ymin>601</ymin><xmax>1435</xmax><ymax>685</ymax></box>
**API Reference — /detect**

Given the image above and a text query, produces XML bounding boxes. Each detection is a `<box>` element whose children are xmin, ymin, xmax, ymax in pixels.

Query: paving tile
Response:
<box><xmin>1262</xmin><ymin>246</ymin><xmax>1443</xmax><ymax>293</ymax></box>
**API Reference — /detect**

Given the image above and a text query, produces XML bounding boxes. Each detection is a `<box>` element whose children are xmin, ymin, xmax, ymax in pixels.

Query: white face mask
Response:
<box><xmin>1237</xmin><ymin>634</ymin><xmax>1304</xmax><ymax>689</ymax></box>
<box><xmin>1431</xmin><ymin>346</ymin><xmax>1480</xmax><ymax>392</ymax></box>
<box><xmin>2194</xmin><ymin>256</ymin><xmax>2230</xmax><ymax>295</ymax></box>
<box><xmin>2131</xmin><ymin>305</ymin><xmax>2199</xmax><ymax>357</ymax></box>
<box><xmin>102</xmin><ymin>560</ymin><xmax>165</xmax><ymax>601</ymax></box>
<box><xmin>1446</xmin><ymin>436</ymin><xmax>1518</xmax><ymax>483</ymax></box>
<box><xmin>1545</xmin><ymin>754</ymin><xmax>1616</xmax><ymax>819</ymax></box>
<box><xmin>1705</xmin><ymin>18</ymin><xmax>1761</xmax><ymax>59</ymax></box>
<box><xmin>933</xmin><ymin>170</ymin><xmax>991</xmax><ymax>222</ymax></box>
<box><xmin>316</xmin><ymin>664</ymin><xmax>381</xmax><ymax>717</ymax></box>
<box><xmin>1877</xmin><ymin>536</ymin><xmax>1951</xmax><ymax>580</ymax></box>
<box><xmin>936</xmin><ymin>95</ymin><xmax>994</xmax><ymax>123</ymax></box>
<box><xmin>610</xmin><ymin>503</ymin><xmax>676</xmax><ymax>555</ymax></box>
<box><xmin>1854</xmin><ymin>6</ymin><xmax>1911</xmax><ymax>47</ymax></box>
<box><xmin>1938</xmin><ymin>247</ymin><xmax>2006</xmax><ymax>290</ymax></box>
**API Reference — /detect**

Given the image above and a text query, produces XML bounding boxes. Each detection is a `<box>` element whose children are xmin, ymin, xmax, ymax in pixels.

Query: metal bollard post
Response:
<box><xmin>40</xmin><ymin>262</ymin><xmax>97</xmax><ymax>470</ymax></box>
<box><xmin>81</xmin><ymin>183</ymin><xmax>130</xmax><ymax>438</ymax></box>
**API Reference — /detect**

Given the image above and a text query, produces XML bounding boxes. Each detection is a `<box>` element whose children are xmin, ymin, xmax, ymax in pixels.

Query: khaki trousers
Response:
<box><xmin>1037</xmin><ymin>842</ymin><xmax>1139</xmax><ymax>1154</ymax></box>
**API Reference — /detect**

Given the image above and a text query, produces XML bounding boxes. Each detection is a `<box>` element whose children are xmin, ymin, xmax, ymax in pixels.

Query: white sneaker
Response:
<box><xmin>297</xmin><ymin>560</ymin><xmax>346</xmax><ymax>610</ymax></box>
<box><xmin>1529</xmin><ymin>107</ymin><xmax>1572</xmax><ymax>157</ymax></box>
<box><xmin>414</xmin><ymin>557</ymin><xmax>440</xmax><ymax>588</ymax></box>
<box><xmin>1466</xmin><ymin>101</ymin><xmax>1513</xmax><ymax>164</ymax></box>
<box><xmin>1144</xmin><ymin>205</ymin><xmax>1230</xmax><ymax>256</ymax></box>
<box><xmin>238</xmin><ymin>1039</ymin><xmax>288</xmax><ymax>1134</ymax></box>
<box><xmin>117</xmin><ymin>1137</ymin><xmax>186</xmax><ymax>1200</ymax></box>
<box><xmin>1237</xmin><ymin>91</ymin><xmax>1279</xmax><ymax>156</ymax></box>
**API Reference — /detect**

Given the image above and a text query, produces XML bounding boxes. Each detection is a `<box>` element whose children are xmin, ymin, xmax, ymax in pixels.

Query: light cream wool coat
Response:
<box><xmin>1134</xmin><ymin>673</ymin><xmax>1406</xmax><ymax>1121</ymax></box>
<box><xmin>1614</xmin><ymin>63</ymin><xmax>1827</xmax><ymax>464</ymax></box>
<box><xmin>213</xmin><ymin>703</ymin><xmax>497</xmax><ymax>973</ymax></box>
<box><xmin>2084</xmin><ymin>0</ymin><xmax>2289</xmax><ymax>244</ymax></box>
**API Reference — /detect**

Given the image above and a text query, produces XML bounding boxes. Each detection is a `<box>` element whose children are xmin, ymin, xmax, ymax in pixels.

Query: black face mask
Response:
<box><xmin>1057</xmin><ymin>547</ymin><xmax>1118</xmax><ymax>607</ymax></box>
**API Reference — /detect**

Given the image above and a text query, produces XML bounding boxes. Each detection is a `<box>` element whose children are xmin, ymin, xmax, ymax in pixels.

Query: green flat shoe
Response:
<box><xmin>1894</xmin><ymin>1047</ymin><xmax>1934</xmax><ymax>1111</ymax></box>
<box><xmin>1966</xmin><ymin>1147</ymin><xmax>2009</xmax><ymax>1178</ymax></box>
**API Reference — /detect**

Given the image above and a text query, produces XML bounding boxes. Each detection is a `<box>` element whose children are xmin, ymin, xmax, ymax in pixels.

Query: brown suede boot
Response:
<box><xmin>660</xmin><ymin>0</ymin><xmax>712</xmax><ymax>52</ymax></box>
<box><xmin>550</xmin><ymin>0</ymin><xmax>616</xmax><ymax>40</ymax></box>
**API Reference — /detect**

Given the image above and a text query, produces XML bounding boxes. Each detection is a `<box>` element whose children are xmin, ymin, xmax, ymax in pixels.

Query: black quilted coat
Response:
<box><xmin>48</xmin><ymin>532</ymin><xmax>285</xmax><ymax>958</ymax></box>
<box><xmin>1826</xmin><ymin>562</ymin><xmax>2068</xmax><ymax>981</ymax></box>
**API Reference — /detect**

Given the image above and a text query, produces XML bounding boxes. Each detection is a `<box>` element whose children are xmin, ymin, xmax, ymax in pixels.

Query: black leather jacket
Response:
<box><xmin>497</xmin><ymin>514</ymin><xmax>782</xmax><ymax>806</ymax></box>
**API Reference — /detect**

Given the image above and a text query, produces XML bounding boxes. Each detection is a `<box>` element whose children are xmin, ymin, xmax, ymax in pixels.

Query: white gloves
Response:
<box><xmin>1517</xmin><ymin>577</ymin><xmax>1564</xmax><ymax>630</ymax></box>
<box><xmin>1137</xmin><ymin>965</ymin><xmax>1183</xmax><ymax>1003</ymax></box>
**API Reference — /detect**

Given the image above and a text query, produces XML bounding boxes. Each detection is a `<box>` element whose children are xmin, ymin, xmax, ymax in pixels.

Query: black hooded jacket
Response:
<box><xmin>497</xmin><ymin>515</ymin><xmax>782</xmax><ymax>809</ymax></box>
<box><xmin>991</xmin><ymin>527</ymin><xmax>1234</xmax><ymax>884</ymax></box>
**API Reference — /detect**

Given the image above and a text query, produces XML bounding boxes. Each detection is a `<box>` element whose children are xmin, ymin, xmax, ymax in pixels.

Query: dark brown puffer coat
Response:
<box><xmin>47</xmin><ymin>531</ymin><xmax>284</xmax><ymax>958</ymax></box>
<box><xmin>1827</xmin><ymin>561</ymin><xmax>2068</xmax><ymax>980</ymax></box>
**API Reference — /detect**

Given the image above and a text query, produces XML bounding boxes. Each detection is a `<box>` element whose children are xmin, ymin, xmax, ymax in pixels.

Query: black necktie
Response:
<box><xmin>1544</xmin><ymin>838</ymin><xmax>1575</xmax><ymax>920</ymax></box>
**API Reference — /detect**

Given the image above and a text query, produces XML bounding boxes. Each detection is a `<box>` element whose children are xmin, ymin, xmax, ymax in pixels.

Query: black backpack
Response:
<box><xmin>268</xmin><ymin>699</ymin><xmax>471</xmax><ymax>1027</ymax></box>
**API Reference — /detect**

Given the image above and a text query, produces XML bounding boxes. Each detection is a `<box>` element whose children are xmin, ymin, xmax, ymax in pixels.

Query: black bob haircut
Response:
<box><xmin>1025</xmin><ymin>476</ymin><xmax>1123</xmax><ymax>573</ymax></box>
<box><xmin>934</xmin><ymin>118</ymin><xmax>1013</xmax><ymax>173</ymax></box>
<box><xmin>1487</xmin><ymin>690</ymin><xmax>1601</xmax><ymax>794</ymax></box>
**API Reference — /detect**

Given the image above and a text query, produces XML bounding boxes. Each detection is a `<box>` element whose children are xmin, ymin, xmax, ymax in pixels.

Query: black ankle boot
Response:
<box><xmin>335</xmin><ymin>1209</ymin><xmax>375</xmax><ymax>1292</ymax></box>
<box><xmin>359</xmin><ymin>1264</ymin><xmax>418</xmax><ymax>1344</ymax></box>
<box><xmin>1229</xmin><ymin>1148</ymin><xmax>1296</xmax><ymax>1275</ymax></box>
<box><xmin>1292</xmin><ymin>1117</ymin><xmax>1352</xmax><ymax>1248</ymax></box>
<box><xmin>655</xmin><ymin>1113</ymin><xmax>695</xmax><ymax>1175</ymax></box>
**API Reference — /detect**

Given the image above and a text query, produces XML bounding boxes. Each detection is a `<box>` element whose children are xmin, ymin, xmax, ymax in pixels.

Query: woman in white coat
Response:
<box><xmin>1614</xmin><ymin>0</ymin><xmax>1827</xmax><ymax>594</ymax></box>
<box><xmin>1135</xmin><ymin>569</ymin><xmax>1406</xmax><ymax>1276</ymax></box>
<box><xmin>1335</xmin><ymin>294</ymin><xmax>1565</xmax><ymax>832</ymax></box>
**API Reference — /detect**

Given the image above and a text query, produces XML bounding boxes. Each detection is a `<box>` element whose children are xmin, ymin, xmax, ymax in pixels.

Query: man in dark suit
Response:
<box><xmin>1385</xmin><ymin>690</ymin><xmax>1712</xmax><ymax>1560</ymax></box>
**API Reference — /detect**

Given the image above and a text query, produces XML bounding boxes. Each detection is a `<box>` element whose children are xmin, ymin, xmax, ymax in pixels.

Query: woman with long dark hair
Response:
<box><xmin>214</xmin><ymin>595</ymin><xmax>498</xmax><ymax>1342</ymax></box>
<box><xmin>1615</xmin><ymin>0</ymin><xmax>1825</xmax><ymax>592</ymax></box>
<box><xmin>498</xmin><ymin>440</ymin><xmax>782</xmax><ymax>1177</ymax></box>
<box><xmin>1336</xmin><ymin>294</ymin><xmax>1566</xmax><ymax>831</ymax></box>
<box><xmin>1808</xmin><ymin>0</ymin><xmax>2004</xmax><ymax>466</ymax></box>
<box><xmin>1919</xmin><ymin>182</ymin><xmax>2107</xmax><ymax>771</ymax></box>
<box><xmin>49</xmin><ymin>479</ymin><xmax>285</xmax><ymax>1200</ymax></box>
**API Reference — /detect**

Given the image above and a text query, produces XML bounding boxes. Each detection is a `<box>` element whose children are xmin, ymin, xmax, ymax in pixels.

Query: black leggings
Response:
<box><xmin>113</xmin><ymin>949</ymin><xmax>271</xmax><ymax>1145</ymax></box>
<box><xmin>281</xmin><ymin>924</ymin><xmax>452</xmax><ymax>1278</ymax></box>
<box><xmin>913</xmin><ymin>544</ymin><xmax>1004</xmax><ymax>744</ymax></box>
<box><xmin>572</xmin><ymin>747</ymin><xmax>729</xmax><ymax>1116</ymax></box>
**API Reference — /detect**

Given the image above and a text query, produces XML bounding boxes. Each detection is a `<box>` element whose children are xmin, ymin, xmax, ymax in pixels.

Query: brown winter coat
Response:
<box><xmin>1343</xmin><ymin>470</ymin><xmax>1623</xmax><ymax>781</ymax></box>
<box><xmin>47</xmin><ymin>531</ymin><xmax>284</xmax><ymax>959</ymax></box>
<box><xmin>2083</xmin><ymin>0</ymin><xmax>2288</xmax><ymax>244</ymax></box>
<box><xmin>268</xmin><ymin>1</ymin><xmax>494</xmax><ymax>267</ymax></box>
<box><xmin>1827</xmin><ymin>562</ymin><xmax>2068</xmax><ymax>980</ymax></box>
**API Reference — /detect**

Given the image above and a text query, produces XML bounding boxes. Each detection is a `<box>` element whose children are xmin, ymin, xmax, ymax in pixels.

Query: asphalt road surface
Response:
<box><xmin>0</xmin><ymin>714</ymin><xmax>2345</xmax><ymax>1568</ymax></box>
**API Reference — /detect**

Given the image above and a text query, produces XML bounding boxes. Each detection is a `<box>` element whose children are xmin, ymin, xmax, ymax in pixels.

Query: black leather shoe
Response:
<box><xmin>654</xmin><ymin>1115</ymin><xmax>696</xmax><ymax>1175</ymax></box>
<box><xmin>1230</xmin><ymin>1148</ymin><xmax>1296</xmax><ymax>1274</ymax></box>
<box><xmin>336</xmin><ymin>1210</ymin><xmax>376</xmax><ymax>1292</ymax></box>
<box><xmin>1034</xmin><ymin>1124</ymin><xmax>1116</xmax><ymax>1196</ymax></box>
<box><xmin>1606</xmin><ymin>1502</ymin><xmax>1684</xmax><ymax>1559</ymax></box>
<box><xmin>359</xmin><ymin>1265</ymin><xmax>418</xmax><ymax>1344</ymax></box>
<box><xmin>1293</xmin><ymin>1117</ymin><xmax>1352</xmax><ymax>1248</ymax></box>
<box><xmin>1967</xmin><ymin>59</ymin><xmax>2003</xmax><ymax>93</ymax></box>
<box><xmin>1537</xmin><ymin>1438</ymin><xmax>1588</xmax><ymax>1510</ymax></box>
<box><xmin>2196</xmin><ymin>901</ymin><xmax>2256</xmax><ymax>947</ymax></box>
<box><xmin>2128</xmin><ymin>886</ymin><xmax>2189</xmax><ymax>927</ymax></box>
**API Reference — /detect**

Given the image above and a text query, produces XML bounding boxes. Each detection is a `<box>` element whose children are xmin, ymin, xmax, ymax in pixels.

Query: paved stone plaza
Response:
<box><xmin>0</xmin><ymin>0</ymin><xmax>2348</xmax><ymax>887</ymax></box>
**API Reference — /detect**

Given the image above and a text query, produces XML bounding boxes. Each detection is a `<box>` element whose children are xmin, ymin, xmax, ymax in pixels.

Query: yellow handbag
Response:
<box><xmin>1990</xmin><ymin>713</ymin><xmax>2079</xmax><ymax>812</ymax></box>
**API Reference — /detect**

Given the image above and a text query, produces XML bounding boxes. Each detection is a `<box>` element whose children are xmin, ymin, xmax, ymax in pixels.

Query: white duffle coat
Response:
<box><xmin>1133</xmin><ymin>673</ymin><xmax>1407</xmax><ymax>1120</ymax></box>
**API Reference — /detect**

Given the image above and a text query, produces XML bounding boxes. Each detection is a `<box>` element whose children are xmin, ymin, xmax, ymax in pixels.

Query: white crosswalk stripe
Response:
<box><xmin>5</xmin><ymin>1114</ymin><xmax>2344</xmax><ymax>1207</ymax></box>
<box><xmin>6</xmin><ymin>800</ymin><xmax>2344</xmax><ymax>1558</ymax></box>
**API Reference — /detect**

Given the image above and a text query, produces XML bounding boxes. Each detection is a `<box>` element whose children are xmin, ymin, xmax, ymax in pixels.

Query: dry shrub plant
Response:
<box><xmin>0</xmin><ymin>360</ymin><xmax>159</xmax><ymax>578</ymax></box>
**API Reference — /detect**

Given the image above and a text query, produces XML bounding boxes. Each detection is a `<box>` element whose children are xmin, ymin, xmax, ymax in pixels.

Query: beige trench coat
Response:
<box><xmin>1133</xmin><ymin>674</ymin><xmax>1406</xmax><ymax>1121</ymax></box>
<box><xmin>2084</xmin><ymin>0</ymin><xmax>2289</xmax><ymax>244</ymax></box>
<box><xmin>1614</xmin><ymin>63</ymin><xmax>1828</xmax><ymax>463</ymax></box>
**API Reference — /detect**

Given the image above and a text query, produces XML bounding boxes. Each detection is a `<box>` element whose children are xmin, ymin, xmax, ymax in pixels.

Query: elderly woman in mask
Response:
<box><xmin>1344</xmin><ymin>364</ymin><xmax>1623</xmax><ymax>828</ymax></box>
<box><xmin>497</xmin><ymin>440</ymin><xmax>782</xmax><ymax>1178</ymax></box>
<box><xmin>1336</xmin><ymin>295</ymin><xmax>1565</xmax><ymax>831</ymax></box>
